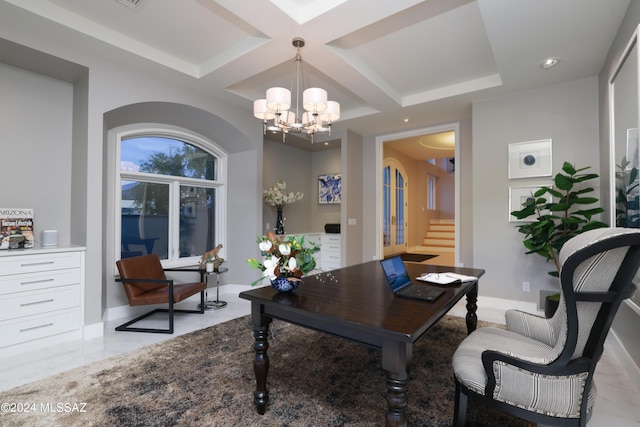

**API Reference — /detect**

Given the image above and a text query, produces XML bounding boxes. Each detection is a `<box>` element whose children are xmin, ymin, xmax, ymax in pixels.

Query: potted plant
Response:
<box><xmin>247</xmin><ymin>231</ymin><xmax>320</xmax><ymax>291</ymax></box>
<box><xmin>510</xmin><ymin>161</ymin><xmax>608</xmax><ymax>316</ymax></box>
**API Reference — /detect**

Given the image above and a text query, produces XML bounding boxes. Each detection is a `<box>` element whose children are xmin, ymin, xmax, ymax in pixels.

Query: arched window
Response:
<box><xmin>115</xmin><ymin>129</ymin><xmax>226</xmax><ymax>266</ymax></box>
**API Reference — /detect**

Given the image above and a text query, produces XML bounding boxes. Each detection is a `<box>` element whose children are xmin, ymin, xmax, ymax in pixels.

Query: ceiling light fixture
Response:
<box><xmin>253</xmin><ymin>37</ymin><xmax>340</xmax><ymax>143</ymax></box>
<box><xmin>541</xmin><ymin>57</ymin><xmax>560</xmax><ymax>69</ymax></box>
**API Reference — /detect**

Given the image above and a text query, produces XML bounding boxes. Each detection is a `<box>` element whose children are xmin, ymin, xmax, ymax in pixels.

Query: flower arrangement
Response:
<box><xmin>247</xmin><ymin>231</ymin><xmax>319</xmax><ymax>287</ymax></box>
<box><xmin>263</xmin><ymin>180</ymin><xmax>303</xmax><ymax>209</ymax></box>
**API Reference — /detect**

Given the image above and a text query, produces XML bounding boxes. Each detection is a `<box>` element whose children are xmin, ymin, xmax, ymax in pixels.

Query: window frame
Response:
<box><xmin>113</xmin><ymin>126</ymin><xmax>227</xmax><ymax>269</ymax></box>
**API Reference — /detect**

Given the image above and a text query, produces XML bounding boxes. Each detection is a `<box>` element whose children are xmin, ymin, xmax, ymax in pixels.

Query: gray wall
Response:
<box><xmin>0</xmin><ymin>13</ymin><xmax>262</xmax><ymax>329</ymax></box>
<box><xmin>472</xmin><ymin>76</ymin><xmax>601</xmax><ymax>302</ymax></box>
<box><xmin>262</xmin><ymin>139</ymin><xmax>341</xmax><ymax>235</ymax></box>
<box><xmin>0</xmin><ymin>62</ymin><xmax>74</xmax><ymax>245</ymax></box>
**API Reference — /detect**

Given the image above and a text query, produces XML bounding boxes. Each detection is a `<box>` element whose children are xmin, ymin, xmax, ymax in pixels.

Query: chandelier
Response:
<box><xmin>253</xmin><ymin>37</ymin><xmax>340</xmax><ymax>143</ymax></box>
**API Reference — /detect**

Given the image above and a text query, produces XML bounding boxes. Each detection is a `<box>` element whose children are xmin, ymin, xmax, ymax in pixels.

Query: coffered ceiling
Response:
<box><xmin>0</xmin><ymin>0</ymin><xmax>631</xmax><ymax>157</ymax></box>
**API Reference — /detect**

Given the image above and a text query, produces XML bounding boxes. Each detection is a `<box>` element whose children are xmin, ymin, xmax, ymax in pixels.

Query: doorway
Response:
<box><xmin>376</xmin><ymin>123</ymin><xmax>460</xmax><ymax>265</ymax></box>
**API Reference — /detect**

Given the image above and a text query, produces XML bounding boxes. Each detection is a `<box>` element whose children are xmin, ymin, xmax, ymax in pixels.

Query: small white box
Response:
<box><xmin>41</xmin><ymin>230</ymin><xmax>58</xmax><ymax>246</ymax></box>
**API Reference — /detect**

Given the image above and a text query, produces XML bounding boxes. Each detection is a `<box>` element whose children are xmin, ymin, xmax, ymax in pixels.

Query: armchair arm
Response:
<box><xmin>481</xmin><ymin>349</ymin><xmax>592</xmax><ymax>417</ymax></box>
<box><xmin>116</xmin><ymin>277</ymin><xmax>173</xmax><ymax>285</ymax></box>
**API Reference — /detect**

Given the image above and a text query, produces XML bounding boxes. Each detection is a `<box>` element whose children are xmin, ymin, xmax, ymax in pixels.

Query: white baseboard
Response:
<box><xmin>83</xmin><ymin>321</ymin><xmax>104</xmax><ymax>340</ymax></box>
<box><xmin>608</xmin><ymin>328</ymin><xmax>640</xmax><ymax>385</ymax></box>
<box><xmin>449</xmin><ymin>295</ymin><xmax>542</xmax><ymax>325</ymax></box>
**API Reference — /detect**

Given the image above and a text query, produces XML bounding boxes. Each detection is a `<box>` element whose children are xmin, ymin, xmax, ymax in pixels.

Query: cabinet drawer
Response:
<box><xmin>0</xmin><ymin>252</ymin><xmax>81</xmax><ymax>275</ymax></box>
<box><xmin>0</xmin><ymin>268</ymin><xmax>81</xmax><ymax>295</ymax></box>
<box><xmin>0</xmin><ymin>307</ymin><xmax>80</xmax><ymax>349</ymax></box>
<box><xmin>322</xmin><ymin>235</ymin><xmax>341</xmax><ymax>244</ymax></box>
<box><xmin>0</xmin><ymin>285</ymin><xmax>80</xmax><ymax>321</ymax></box>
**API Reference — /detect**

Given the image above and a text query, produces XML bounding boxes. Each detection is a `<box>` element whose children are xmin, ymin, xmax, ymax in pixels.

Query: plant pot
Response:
<box><xmin>544</xmin><ymin>294</ymin><xmax>560</xmax><ymax>318</ymax></box>
<box><xmin>270</xmin><ymin>276</ymin><xmax>301</xmax><ymax>293</ymax></box>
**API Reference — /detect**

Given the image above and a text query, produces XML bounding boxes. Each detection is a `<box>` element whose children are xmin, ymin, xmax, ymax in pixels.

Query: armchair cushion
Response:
<box><xmin>452</xmin><ymin>326</ymin><xmax>596</xmax><ymax>418</ymax></box>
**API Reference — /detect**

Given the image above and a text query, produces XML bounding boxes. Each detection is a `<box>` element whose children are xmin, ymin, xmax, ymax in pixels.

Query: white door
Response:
<box><xmin>383</xmin><ymin>159</ymin><xmax>408</xmax><ymax>256</ymax></box>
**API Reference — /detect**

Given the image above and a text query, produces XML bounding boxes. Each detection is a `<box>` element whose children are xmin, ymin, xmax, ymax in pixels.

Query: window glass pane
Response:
<box><xmin>121</xmin><ymin>136</ymin><xmax>216</xmax><ymax>180</ymax></box>
<box><xmin>395</xmin><ymin>170</ymin><xmax>405</xmax><ymax>245</ymax></box>
<box><xmin>383</xmin><ymin>166</ymin><xmax>391</xmax><ymax>247</ymax></box>
<box><xmin>121</xmin><ymin>180</ymin><xmax>169</xmax><ymax>259</ymax></box>
<box><xmin>180</xmin><ymin>186</ymin><xmax>216</xmax><ymax>258</ymax></box>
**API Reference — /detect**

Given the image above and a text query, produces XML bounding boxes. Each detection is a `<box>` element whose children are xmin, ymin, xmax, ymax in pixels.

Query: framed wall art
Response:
<box><xmin>508</xmin><ymin>139</ymin><xmax>552</xmax><ymax>179</ymax></box>
<box><xmin>318</xmin><ymin>174</ymin><xmax>341</xmax><ymax>204</ymax></box>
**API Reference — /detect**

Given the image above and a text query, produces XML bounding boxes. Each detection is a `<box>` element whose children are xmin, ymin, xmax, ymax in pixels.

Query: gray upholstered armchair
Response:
<box><xmin>452</xmin><ymin>228</ymin><xmax>640</xmax><ymax>427</ymax></box>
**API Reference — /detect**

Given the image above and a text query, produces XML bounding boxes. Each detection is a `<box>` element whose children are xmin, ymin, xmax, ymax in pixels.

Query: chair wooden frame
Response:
<box><xmin>453</xmin><ymin>230</ymin><xmax>640</xmax><ymax>427</ymax></box>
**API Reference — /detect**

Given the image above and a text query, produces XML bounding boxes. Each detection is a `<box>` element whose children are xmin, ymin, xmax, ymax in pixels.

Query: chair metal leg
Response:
<box><xmin>115</xmin><ymin>290</ymin><xmax>205</xmax><ymax>334</ymax></box>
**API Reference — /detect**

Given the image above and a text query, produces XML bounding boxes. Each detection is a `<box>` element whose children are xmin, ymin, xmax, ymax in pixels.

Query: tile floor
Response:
<box><xmin>1</xmin><ymin>284</ymin><xmax>639</xmax><ymax>426</ymax></box>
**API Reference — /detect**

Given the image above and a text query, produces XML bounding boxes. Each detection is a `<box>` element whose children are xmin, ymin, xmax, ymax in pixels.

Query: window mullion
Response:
<box><xmin>169</xmin><ymin>181</ymin><xmax>180</xmax><ymax>262</ymax></box>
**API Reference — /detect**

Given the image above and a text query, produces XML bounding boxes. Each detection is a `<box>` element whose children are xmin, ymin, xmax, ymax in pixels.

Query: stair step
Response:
<box><xmin>422</xmin><ymin>238</ymin><xmax>454</xmax><ymax>247</ymax></box>
<box><xmin>430</xmin><ymin>224</ymin><xmax>455</xmax><ymax>232</ymax></box>
<box><xmin>420</xmin><ymin>245</ymin><xmax>455</xmax><ymax>253</ymax></box>
<box><xmin>426</xmin><ymin>231</ymin><xmax>454</xmax><ymax>239</ymax></box>
<box><xmin>430</xmin><ymin>218</ymin><xmax>454</xmax><ymax>225</ymax></box>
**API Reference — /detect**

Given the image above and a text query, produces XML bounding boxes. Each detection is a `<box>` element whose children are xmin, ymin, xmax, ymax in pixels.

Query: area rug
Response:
<box><xmin>0</xmin><ymin>315</ymin><xmax>533</xmax><ymax>427</ymax></box>
<box><xmin>397</xmin><ymin>253</ymin><xmax>437</xmax><ymax>263</ymax></box>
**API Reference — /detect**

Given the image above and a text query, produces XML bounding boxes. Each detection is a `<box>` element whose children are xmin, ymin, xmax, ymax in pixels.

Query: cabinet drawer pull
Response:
<box><xmin>20</xmin><ymin>261</ymin><xmax>55</xmax><ymax>267</ymax></box>
<box><xmin>20</xmin><ymin>323</ymin><xmax>54</xmax><ymax>333</ymax></box>
<box><xmin>20</xmin><ymin>299</ymin><xmax>54</xmax><ymax>307</ymax></box>
<box><xmin>21</xmin><ymin>278</ymin><xmax>55</xmax><ymax>286</ymax></box>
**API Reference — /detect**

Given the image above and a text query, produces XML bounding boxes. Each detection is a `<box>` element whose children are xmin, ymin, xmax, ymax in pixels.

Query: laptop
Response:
<box><xmin>380</xmin><ymin>256</ymin><xmax>445</xmax><ymax>302</ymax></box>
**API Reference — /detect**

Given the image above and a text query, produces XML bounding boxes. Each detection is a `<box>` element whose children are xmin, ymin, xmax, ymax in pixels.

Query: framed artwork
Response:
<box><xmin>508</xmin><ymin>139</ymin><xmax>552</xmax><ymax>179</ymax></box>
<box><xmin>509</xmin><ymin>185</ymin><xmax>550</xmax><ymax>222</ymax></box>
<box><xmin>318</xmin><ymin>174</ymin><xmax>341</xmax><ymax>204</ymax></box>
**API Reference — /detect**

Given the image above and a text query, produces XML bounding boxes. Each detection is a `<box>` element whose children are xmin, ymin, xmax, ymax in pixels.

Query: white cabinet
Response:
<box><xmin>0</xmin><ymin>246</ymin><xmax>85</xmax><ymax>354</ymax></box>
<box><xmin>321</xmin><ymin>234</ymin><xmax>341</xmax><ymax>271</ymax></box>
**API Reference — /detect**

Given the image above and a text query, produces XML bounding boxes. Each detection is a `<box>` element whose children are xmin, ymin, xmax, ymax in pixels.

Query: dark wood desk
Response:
<box><xmin>239</xmin><ymin>260</ymin><xmax>485</xmax><ymax>427</ymax></box>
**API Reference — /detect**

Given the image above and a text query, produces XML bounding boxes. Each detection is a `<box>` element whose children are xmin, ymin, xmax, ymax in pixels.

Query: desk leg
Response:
<box><xmin>465</xmin><ymin>282</ymin><xmax>478</xmax><ymax>334</ymax></box>
<box><xmin>382</xmin><ymin>339</ymin><xmax>412</xmax><ymax>427</ymax></box>
<box><xmin>252</xmin><ymin>310</ymin><xmax>272</xmax><ymax>415</ymax></box>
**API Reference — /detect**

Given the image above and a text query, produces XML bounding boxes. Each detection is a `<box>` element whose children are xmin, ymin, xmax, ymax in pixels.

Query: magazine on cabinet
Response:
<box><xmin>0</xmin><ymin>208</ymin><xmax>34</xmax><ymax>249</ymax></box>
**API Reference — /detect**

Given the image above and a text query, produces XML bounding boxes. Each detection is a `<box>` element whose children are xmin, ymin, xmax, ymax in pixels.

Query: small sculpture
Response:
<box><xmin>200</xmin><ymin>244</ymin><xmax>224</xmax><ymax>271</ymax></box>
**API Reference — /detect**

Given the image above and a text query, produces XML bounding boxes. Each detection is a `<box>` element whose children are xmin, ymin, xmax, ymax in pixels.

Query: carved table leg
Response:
<box><xmin>252</xmin><ymin>312</ymin><xmax>272</xmax><ymax>415</ymax></box>
<box><xmin>385</xmin><ymin>374</ymin><xmax>408</xmax><ymax>427</ymax></box>
<box><xmin>382</xmin><ymin>339</ymin><xmax>412</xmax><ymax>427</ymax></box>
<box><xmin>465</xmin><ymin>282</ymin><xmax>478</xmax><ymax>334</ymax></box>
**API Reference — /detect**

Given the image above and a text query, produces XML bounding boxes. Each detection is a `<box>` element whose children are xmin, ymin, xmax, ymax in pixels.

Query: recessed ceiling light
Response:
<box><xmin>403</xmin><ymin>118</ymin><xmax>410</xmax><ymax>123</ymax></box>
<box><xmin>542</xmin><ymin>57</ymin><xmax>560</xmax><ymax>69</ymax></box>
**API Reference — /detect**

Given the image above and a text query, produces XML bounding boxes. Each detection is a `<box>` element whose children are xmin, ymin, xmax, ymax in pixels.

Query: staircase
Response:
<box><xmin>422</xmin><ymin>219</ymin><xmax>455</xmax><ymax>253</ymax></box>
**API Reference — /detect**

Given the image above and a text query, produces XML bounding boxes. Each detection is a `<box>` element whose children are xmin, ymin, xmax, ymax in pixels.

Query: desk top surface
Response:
<box><xmin>240</xmin><ymin>261</ymin><xmax>484</xmax><ymax>342</ymax></box>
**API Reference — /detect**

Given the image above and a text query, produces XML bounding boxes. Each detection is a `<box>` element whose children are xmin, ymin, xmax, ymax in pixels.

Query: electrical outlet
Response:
<box><xmin>522</xmin><ymin>281</ymin><xmax>530</xmax><ymax>292</ymax></box>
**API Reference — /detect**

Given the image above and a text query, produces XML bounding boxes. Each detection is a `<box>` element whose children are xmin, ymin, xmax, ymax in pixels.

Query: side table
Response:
<box><xmin>164</xmin><ymin>265</ymin><xmax>228</xmax><ymax>310</ymax></box>
<box><xmin>201</xmin><ymin>267</ymin><xmax>228</xmax><ymax>310</ymax></box>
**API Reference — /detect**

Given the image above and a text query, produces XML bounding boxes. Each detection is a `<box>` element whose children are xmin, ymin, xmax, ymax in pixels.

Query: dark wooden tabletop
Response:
<box><xmin>240</xmin><ymin>260</ymin><xmax>485</xmax><ymax>344</ymax></box>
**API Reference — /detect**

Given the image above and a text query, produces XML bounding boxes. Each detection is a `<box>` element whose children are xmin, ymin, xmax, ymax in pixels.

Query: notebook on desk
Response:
<box><xmin>380</xmin><ymin>256</ymin><xmax>445</xmax><ymax>302</ymax></box>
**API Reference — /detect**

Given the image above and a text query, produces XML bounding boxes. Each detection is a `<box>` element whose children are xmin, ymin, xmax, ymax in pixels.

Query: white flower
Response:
<box><xmin>288</xmin><ymin>257</ymin><xmax>297</xmax><ymax>271</ymax></box>
<box><xmin>263</xmin><ymin>180</ymin><xmax>303</xmax><ymax>208</ymax></box>
<box><xmin>262</xmin><ymin>256</ymin><xmax>279</xmax><ymax>280</ymax></box>
<box><xmin>279</xmin><ymin>243</ymin><xmax>291</xmax><ymax>255</ymax></box>
<box><xmin>258</xmin><ymin>240</ymin><xmax>272</xmax><ymax>252</ymax></box>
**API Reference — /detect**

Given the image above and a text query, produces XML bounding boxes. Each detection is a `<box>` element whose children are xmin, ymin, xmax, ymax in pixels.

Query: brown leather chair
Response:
<box><xmin>115</xmin><ymin>254</ymin><xmax>206</xmax><ymax>333</ymax></box>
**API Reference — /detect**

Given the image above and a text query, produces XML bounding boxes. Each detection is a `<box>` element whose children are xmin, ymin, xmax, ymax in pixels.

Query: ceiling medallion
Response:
<box><xmin>253</xmin><ymin>37</ymin><xmax>340</xmax><ymax>143</ymax></box>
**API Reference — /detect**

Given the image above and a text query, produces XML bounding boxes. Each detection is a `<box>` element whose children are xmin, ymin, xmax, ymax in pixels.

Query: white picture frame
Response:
<box><xmin>509</xmin><ymin>186</ymin><xmax>550</xmax><ymax>222</ymax></box>
<box><xmin>508</xmin><ymin>139</ymin><xmax>552</xmax><ymax>179</ymax></box>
